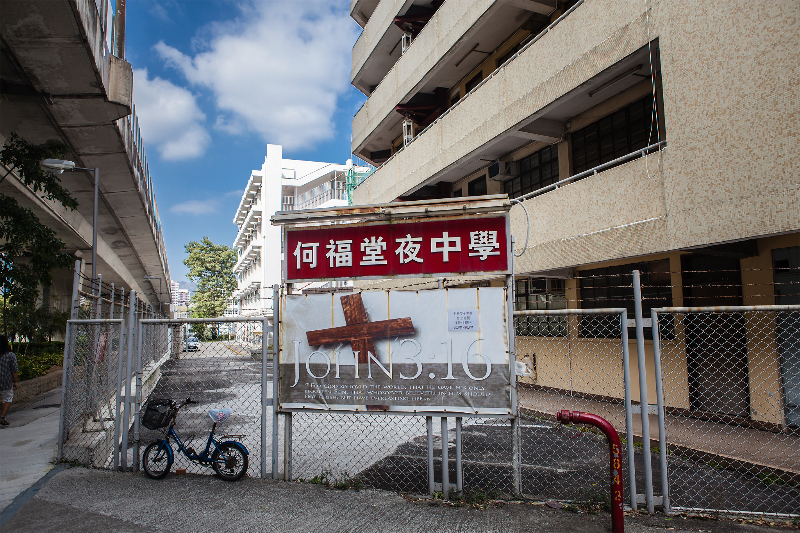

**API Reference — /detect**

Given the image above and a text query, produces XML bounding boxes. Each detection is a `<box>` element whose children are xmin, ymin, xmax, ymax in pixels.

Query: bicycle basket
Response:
<box><xmin>141</xmin><ymin>399</ymin><xmax>175</xmax><ymax>430</ymax></box>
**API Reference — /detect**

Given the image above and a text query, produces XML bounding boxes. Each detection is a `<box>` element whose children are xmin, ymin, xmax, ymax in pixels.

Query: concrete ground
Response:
<box><xmin>520</xmin><ymin>387</ymin><xmax>800</xmax><ymax>473</ymax></box>
<box><xmin>1</xmin><ymin>467</ymin><xmax>797</xmax><ymax>533</ymax></box>
<box><xmin>0</xmin><ymin>387</ymin><xmax>61</xmax><ymax>511</ymax></box>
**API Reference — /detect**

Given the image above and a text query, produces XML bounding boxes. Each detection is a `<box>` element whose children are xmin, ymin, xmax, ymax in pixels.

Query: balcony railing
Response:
<box><xmin>117</xmin><ymin>107</ymin><xmax>169</xmax><ymax>281</ymax></box>
<box><xmin>282</xmin><ymin>179</ymin><xmax>350</xmax><ymax>211</ymax></box>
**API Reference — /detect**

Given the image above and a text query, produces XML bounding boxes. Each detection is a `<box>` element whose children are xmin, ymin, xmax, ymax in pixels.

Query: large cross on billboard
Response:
<box><xmin>306</xmin><ymin>293</ymin><xmax>414</xmax><ymax>364</ymax></box>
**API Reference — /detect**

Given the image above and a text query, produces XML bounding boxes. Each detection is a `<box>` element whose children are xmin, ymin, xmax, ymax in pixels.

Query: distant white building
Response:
<box><xmin>170</xmin><ymin>281</ymin><xmax>191</xmax><ymax>307</ymax></box>
<box><xmin>231</xmin><ymin>144</ymin><xmax>371</xmax><ymax>316</ymax></box>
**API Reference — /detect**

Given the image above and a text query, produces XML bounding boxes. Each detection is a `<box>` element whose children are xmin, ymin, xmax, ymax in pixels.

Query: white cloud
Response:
<box><xmin>132</xmin><ymin>68</ymin><xmax>211</xmax><ymax>160</ymax></box>
<box><xmin>154</xmin><ymin>0</ymin><xmax>357</xmax><ymax>151</ymax></box>
<box><xmin>171</xmin><ymin>199</ymin><xmax>220</xmax><ymax>215</ymax></box>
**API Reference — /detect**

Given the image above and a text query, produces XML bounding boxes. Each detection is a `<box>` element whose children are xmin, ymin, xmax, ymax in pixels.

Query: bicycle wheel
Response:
<box><xmin>143</xmin><ymin>441</ymin><xmax>173</xmax><ymax>479</ymax></box>
<box><xmin>211</xmin><ymin>443</ymin><xmax>248</xmax><ymax>481</ymax></box>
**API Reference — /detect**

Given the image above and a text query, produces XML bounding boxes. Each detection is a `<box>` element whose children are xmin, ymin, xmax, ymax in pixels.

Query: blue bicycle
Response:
<box><xmin>141</xmin><ymin>397</ymin><xmax>249</xmax><ymax>481</ymax></box>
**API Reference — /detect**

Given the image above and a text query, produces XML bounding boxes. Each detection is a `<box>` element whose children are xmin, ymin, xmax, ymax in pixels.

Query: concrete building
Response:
<box><xmin>170</xmin><ymin>282</ymin><xmax>190</xmax><ymax>307</ymax></box>
<box><xmin>231</xmin><ymin>145</ymin><xmax>371</xmax><ymax>316</ymax></box>
<box><xmin>348</xmin><ymin>1</ymin><xmax>799</xmax><ymax>425</ymax></box>
<box><xmin>0</xmin><ymin>0</ymin><xmax>171</xmax><ymax>314</ymax></box>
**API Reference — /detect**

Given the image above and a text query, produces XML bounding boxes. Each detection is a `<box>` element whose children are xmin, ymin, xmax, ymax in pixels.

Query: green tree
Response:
<box><xmin>0</xmin><ymin>133</ymin><xmax>77</xmax><ymax>338</ymax></box>
<box><xmin>183</xmin><ymin>237</ymin><xmax>237</xmax><ymax>320</ymax></box>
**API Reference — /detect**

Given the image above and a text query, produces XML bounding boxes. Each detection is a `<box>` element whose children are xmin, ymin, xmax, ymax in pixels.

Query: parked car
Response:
<box><xmin>185</xmin><ymin>336</ymin><xmax>199</xmax><ymax>352</ymax></box>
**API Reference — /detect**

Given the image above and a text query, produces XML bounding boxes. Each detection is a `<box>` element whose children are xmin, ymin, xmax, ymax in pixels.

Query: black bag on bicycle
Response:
<box><xmin>141</xmin><ymin>399</ymin><xmax>175</xmax><ymax>430</ymax></box>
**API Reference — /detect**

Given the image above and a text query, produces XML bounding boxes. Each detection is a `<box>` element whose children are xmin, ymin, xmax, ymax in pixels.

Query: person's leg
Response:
<box><xmin>0</xmin><ymin>389</ymin><xmax>12</xmax><ymax>421</ymax></box>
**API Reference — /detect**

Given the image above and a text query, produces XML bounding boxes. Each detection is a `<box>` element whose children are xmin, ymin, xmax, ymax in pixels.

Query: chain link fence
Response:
<box><xmin>55</xmin><ymin>279</ymin><xmax>800</xmax><ymax>517</ymax></box>
<box><xmin>290</xmin><ymin>412</ymin><xmax>429</xmax><ymax>491</ymax></box>
<box><xmin>136</xmin><ymin>320</ymin><xmax>266</xmax><ymax>478</ymax></box>
<box><xmin>655</xmin><ymin>307</ymin><xmax>800</xmax><ymax>515</ymax></box>
<box><xmin>515</xmin><ymin>309</ymin><xmax>649</xmax><ymax>506</ymax></box>
<box><xmin>60</xmin><ymin>320</ymin><xmax>123</xmax><ymax>468</ymax></box>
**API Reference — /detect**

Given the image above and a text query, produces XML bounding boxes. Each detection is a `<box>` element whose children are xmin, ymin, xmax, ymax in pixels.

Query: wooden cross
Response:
<box><xmin>306</xmin><ymin>293</ymin><xmax>414</xmax><ymax>363</ymax></box>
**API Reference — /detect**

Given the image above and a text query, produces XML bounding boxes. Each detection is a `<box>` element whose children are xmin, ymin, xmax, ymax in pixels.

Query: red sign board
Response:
<box><xmin>285</xmin><ymin>215</ymin><xmax>509</xmax><ymax>282</ymax></box>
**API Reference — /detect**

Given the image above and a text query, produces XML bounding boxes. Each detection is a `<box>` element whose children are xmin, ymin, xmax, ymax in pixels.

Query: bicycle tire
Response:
<box><xmin>143</xmin><ymin>441</ymin><xmax>173</xmax><ymax>479</ymax></box>
<box><xmin>211</xmin><ymin>443</ymin><xmax>248</xmax><ymax>481</ymax></box>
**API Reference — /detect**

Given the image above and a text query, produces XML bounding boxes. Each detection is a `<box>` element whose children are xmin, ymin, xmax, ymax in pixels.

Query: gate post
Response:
<box><xmin>650</xmin><ymin>309</ymin><xmax>670</xmax><ymax>513</ymax></box>
<box><xmin>632</xmin><ymin>270</ymin><xmax>654</xmax><ymax>513</ymax></box>
<box><xmin>621</xmin><ymin>309</ymin><xmax>637</xmax><ymax>510</ymax></box>
<box><xmin>57</xmin><ymin>259</ymin><xmax>82</xmax><ymax>463</ymax></box>
<box><xmin>272</xmin><ymin>285</ymin><xmax>280</xmax><ymax>480</ymax></box>
<box><xmin>121</xmin><ymin>290</ymin><xmax>136</xmax><ymax>470</ymax></box>
<box><xmin>261</xmin><ymin>315</ymin><xmax>269</xmax><ymax>478</ymax></box>
<box><xmin>113</xmin><ymin>288</ymin><xmax>126</xmax><ymax>470</ymax></box>
<box><xmin>133</xmin><ymin>319</ymin><xmax>144</xmax><ymax>471</ymax></box>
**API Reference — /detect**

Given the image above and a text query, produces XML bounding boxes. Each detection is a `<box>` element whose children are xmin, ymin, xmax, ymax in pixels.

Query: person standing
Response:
<box><xmin>0</xmin><ymin>335</ymin><xmax>19</xmax><ymax>426</ymax></box>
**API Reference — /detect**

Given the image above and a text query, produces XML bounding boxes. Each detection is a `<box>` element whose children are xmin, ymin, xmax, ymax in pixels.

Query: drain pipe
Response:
<box><xmin>557</xmin><ymin>410</ymin><xmax>624</xmax><ymax>533</ymax></box>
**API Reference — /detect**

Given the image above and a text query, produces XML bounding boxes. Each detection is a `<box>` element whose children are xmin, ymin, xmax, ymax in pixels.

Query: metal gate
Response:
<box><xmin>57</xmin><ymin>317</ymin><xmax>125</xmax><ymax>468</ymax></box>
<box><xmin>135</xmin><ymin>316</ymin><xmax>274</xmax><ymax>478</ymax></box>
<box><xmin>652</xmin><ymin>305</ymin><xmax>800</xmax><ymax>516</ymax></box>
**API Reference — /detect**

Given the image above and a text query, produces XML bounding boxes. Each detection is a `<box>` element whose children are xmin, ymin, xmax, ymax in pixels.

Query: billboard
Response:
<box><xmin>284</xmin><ymin>215</ymin><xmax>509</xmax><ymax>282</ymax></box>
<box><xmin>278</xmin><ymin>288</ymin><xmax>511</xmax><ymax>415</ymax></box>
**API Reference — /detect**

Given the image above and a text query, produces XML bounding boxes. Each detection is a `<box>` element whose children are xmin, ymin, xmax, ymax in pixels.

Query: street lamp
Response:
<box><xmin>143</xmin><ymin>275</ymin><xmax>163</xmax><ymax>316</ymax></box>
<box><xmin>41</xmin><ymin>159</ymin><xmax>99</xmax><ymax>294</ymax></box>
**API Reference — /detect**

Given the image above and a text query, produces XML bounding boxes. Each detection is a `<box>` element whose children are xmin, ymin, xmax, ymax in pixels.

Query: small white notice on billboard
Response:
<box><xmin>449</xmin><ymin>309</ymin><xmax>478</xmax><ymax>331</ymax></box>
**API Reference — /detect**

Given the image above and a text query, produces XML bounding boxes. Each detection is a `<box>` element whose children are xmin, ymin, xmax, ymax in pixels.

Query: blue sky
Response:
<box><xmin>125</xmin><ymin>0</ymin><xmax>365</xmax><ymax>283</ymax></box>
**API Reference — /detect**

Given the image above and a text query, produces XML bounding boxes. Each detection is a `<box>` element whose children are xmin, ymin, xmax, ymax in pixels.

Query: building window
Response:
<box><xmin>571</xmin><ymin>96</ymin><xmax>659</xmax><ymax>175</ymax></box>
<box><xmin>465</xmin><ymin>71</ymin><xmax>483</xmax><ymax>93</ymax></box>
<box><xmin>515</xmin><ymin>277</ymin><xmax>567</xmax><ymax>337</ymax></box>
<box><xmin>504</xmin><ymin>145</ymin><xmax>559</xmax><ymax>198</ymax></box>
<box><xmin>468</xmin><ymin>176</ymin><xmax>487</xmax><ymax>196</ymax></box>
<box><xmin>579</xmin><ymin>259</ymin><xmax>672</xmax><ymax>338</ymax></box>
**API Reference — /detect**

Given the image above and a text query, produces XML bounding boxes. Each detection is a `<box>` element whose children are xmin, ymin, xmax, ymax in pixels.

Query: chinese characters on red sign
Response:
<box><xmin>285</xmin><ymin>216</ymin><xmax>509</xmax><ymax>281</ymax></box>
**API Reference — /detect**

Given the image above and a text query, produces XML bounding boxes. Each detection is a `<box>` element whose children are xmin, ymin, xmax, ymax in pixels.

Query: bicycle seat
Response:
<box><xmin>208</xmin><ymin>409</ymin><xmax>232</xmax><ymax>424</ymax></box>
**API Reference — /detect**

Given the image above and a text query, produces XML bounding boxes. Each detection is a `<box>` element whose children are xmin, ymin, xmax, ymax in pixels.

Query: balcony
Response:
<box><xmin>233</xmin><ymin>207</ymin><xmax>262</xmax><ymax>250</ymax></box>
<box><xmin>352</xmin><ymin>0</ymin><xmax>442</xmax><ymax>96</ymax></box>
<box><xmin>351</xmin><ymin>0</ymin><xmax>652</xmax><ymax>204</ymax></box>
<box><xmin>233</xmin><ymin>242</ymin><xmax>262</xmax><ymax>274</ymax></box>
<box><xmin>352</xmin><ymin>0</ymin><xmax>558</xmax><ymax>162</ymax></box>
<box><xmin>511</xmin><ymin>155</ymin><xmax>667</xmax><ymax>273</ymax></box>
<box><xmin>351</xmin><ymin>0</ymin><xmax>381</xmax><ymax>27</ymax></box>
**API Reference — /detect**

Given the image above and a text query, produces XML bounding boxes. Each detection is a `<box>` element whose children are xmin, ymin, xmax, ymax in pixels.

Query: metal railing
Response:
<box><xmin>116</xmin><ymin>108</ymin><xmax>169</xmax><ymax>280</ymax></box>
<box><xmin>513</xmin><ymin>141</ymin><xmax>667</xmax><ymax>203</ymax></box>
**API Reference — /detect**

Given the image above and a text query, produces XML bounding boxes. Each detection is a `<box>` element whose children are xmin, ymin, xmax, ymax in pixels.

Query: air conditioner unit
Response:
<box><xmin>488</xmin><ymin>161</ymin><xmax>514</xmax><ymax>180</ymax></box>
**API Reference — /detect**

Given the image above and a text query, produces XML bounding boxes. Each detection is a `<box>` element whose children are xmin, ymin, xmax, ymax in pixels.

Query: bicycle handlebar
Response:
<box><xmin>175</xmin><ymin>397</ymin><xmax>199</xmax><ymax>409</ymax></box>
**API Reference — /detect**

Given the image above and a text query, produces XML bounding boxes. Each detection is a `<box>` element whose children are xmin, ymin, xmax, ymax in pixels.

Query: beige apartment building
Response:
<box><xmin>348</xmin><ymin>0</ymin><xmax>799</xmax><ymax>426</ymax></box>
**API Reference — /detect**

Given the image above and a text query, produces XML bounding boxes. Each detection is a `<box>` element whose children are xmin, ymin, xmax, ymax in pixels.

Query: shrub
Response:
<box><xmin>12</xmin><ymin>341</ymin><xmax>63</xmax><ymax>381</ymax></box>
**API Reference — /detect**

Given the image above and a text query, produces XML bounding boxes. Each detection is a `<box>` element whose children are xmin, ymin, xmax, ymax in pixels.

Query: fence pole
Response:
<box><xmin>261</xmin><ymin>316</ymin><xmax>269</xmax><ymax>478</ymax></box>
<box><xmin>621</xmin><ymin>309</ymin><xmax>637</xmax><ymax>510</ymax></box>
<box><xmin>284</xmin><ymin>412</ymin><xmax>292</xmax><ymax>481</ymax></box>
<box><xmin>121</xmin><ymin>290</ymin><xmax>136</xmax><ymax>470</ymax></box>
<box><xmin>632</xmin><ymin>270</ymin><xmax>654</xmax><ymax>513</ymax></box>
<box><xmin>455</xmin><ymin>417</ymin><xmax>463</xmax><ymax>495</ymax></box>
<box><xmin>441</xmin><ymin>416</ymin><xmax>449</xmax><ymax>499</ymax></box>
<box><xmin>57</xmin><ymin>260</ymin><xmax>82</xmax><ymax>463</ymax></box>
<box><xmin>507</xmin><ymin>238</ymin><xmax>520</xmax><ymax>496</ymax></box>
<box><xmin>650</xmin><ymin>309</ymin><xmax>670</xmax><ymax>513</ymax></box>
<box><xmin>133</xmin><ymin>320</ymin><xmax>144</xmax><ymax>471</ymax></box>
<box><xmin>113</xmin><ymin>289</ymin><xmax>126</xmax><ymax>470</ymax></box>
<box><xmin>272</xmin><ymin>285</ymin><xmax>280</xmax><ymax>480</ymax></box>
<box><xmin>427</xmin><ymin>416</ymin><xmax>434</xmax><ymax>496</ymax></box>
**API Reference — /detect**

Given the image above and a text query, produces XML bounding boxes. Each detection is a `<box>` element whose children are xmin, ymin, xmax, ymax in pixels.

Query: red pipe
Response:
<box><xmin>557</xmin><ymin>410</ymin><xmax>624</xmax><ymax>533</ymax></box>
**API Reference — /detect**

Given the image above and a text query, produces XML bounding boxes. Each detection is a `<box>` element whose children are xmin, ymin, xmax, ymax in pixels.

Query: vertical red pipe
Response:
<box><xmin>557</xmin><ymin>410</ymin><xmax>624</xmax><ymax>533</ymax></box>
